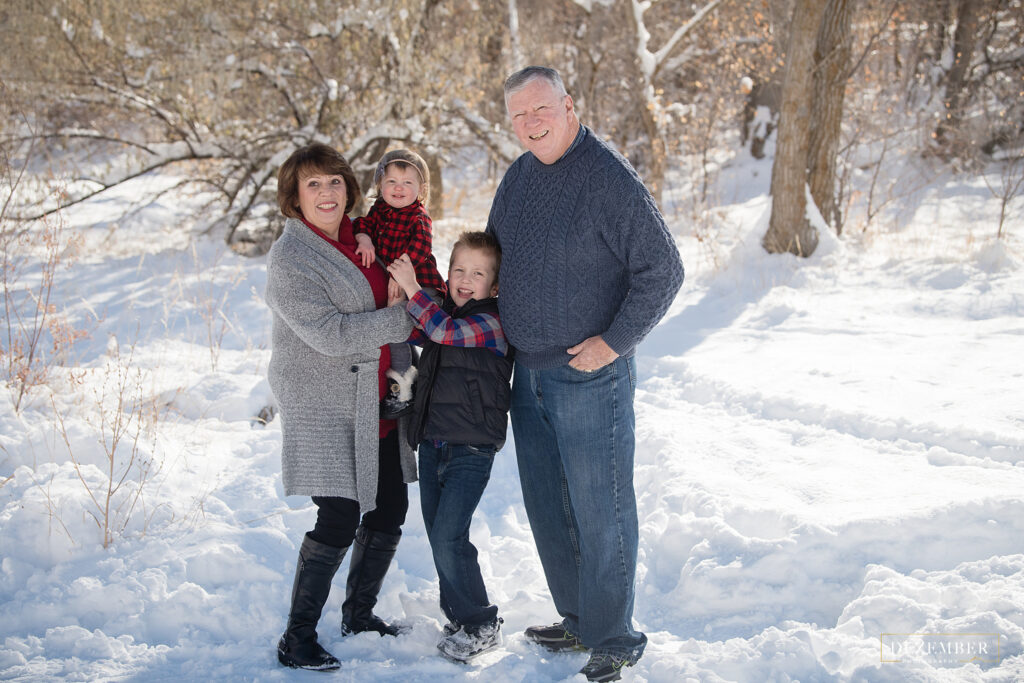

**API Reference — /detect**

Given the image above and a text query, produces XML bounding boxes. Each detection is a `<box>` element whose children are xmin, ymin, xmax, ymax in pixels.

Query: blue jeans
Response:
<box><xmin>418</xmin><ymin>440</ymin><xmax>499</xmax><ymax>628</ymax></box>
<box><xmin>511</xmin><ymin>356</ymin><xmax>647</xmax><ymax>660</ymax></box>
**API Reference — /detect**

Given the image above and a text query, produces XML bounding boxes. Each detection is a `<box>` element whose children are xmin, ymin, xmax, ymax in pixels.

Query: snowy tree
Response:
<box><xmin>932</xmin><ymin>0</ymin><xmax>1024</xmax><ymax>159</ymax></box>
<box><xmin>807</xmin><ymin>0</ymin><xmax>853</xmax><ymax>234</ymax></box>
<box><xmin>507</xmin><ymin>0</ymin><xmax>756</xmax><ymax>207</ymax></box>
<box><xmin>622</xmin><ymin>0</ymin><xmax>726</xmax><ymax>204</ymax></box>
<box><xmin>763</xmin><ymin>0</ymin><xmax>829</xmax><ymax>257</ymax></box>
<box><xmin>2</xmin><ymin>0</ymin><xmax>1020</xmax><ymax>258</ymax></box>
<box><xmin>0</xmin><ymin>0</ymin><xmax>513</xmax><ymax>250</ymax></box>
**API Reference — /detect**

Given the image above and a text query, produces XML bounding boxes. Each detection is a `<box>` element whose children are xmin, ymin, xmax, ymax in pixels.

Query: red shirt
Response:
<box><xmin>302</xmin><ymin>216</ymin><xmax>396</xmax><ymax>438</ymax></box>
<box><xmin>353</xmin><ymin>198</ymin><xmax>447</xmax><ymax>294</ymax></box>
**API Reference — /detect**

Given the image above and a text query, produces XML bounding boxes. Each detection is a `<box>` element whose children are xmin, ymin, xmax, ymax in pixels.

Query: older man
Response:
<box><xmin>486</xmin><ymin>66</ymin><xmax>684</xmax><ymax>682</ymax></box>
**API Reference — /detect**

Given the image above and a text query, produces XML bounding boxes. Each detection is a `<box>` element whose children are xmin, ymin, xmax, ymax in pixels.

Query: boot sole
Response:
<box><xmin>582</xmin><ymin>662</ymin><xmax>632</xmax><ymax>682</ymax></box>
<box><xmin>525</xmin><ymin>633</ymin><xmax>586</xmax><ymax>652</ymax></box>
<box><xmin>277</xmin><ymin>651</ymin><xmax>340</xmax><ymax>671</ymax></box>
<box><xmin>436</xmin><ymin>639</ymin><xmax>501</xmax><ymax>662</ymax></box>
<box><xmin>341</xmin><ymin>621</ymin><xmax>412</xmax><ymax>637</ymax></box>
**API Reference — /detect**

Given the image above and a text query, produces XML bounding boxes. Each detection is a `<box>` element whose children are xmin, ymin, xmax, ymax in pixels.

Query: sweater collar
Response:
<box><xmin>299</xmin><ymin>214</ymin><xmax>356</xmax><ymax>247</ymax></box>
<box><xmin>526</xmin><ymin>126</ymin><xmax>589</xmax><ymax>172</ymax></box>
<box><xmin>558</xmin><ymin>124</ymin><xmax>586</xmax><ymax>162</ymax></box>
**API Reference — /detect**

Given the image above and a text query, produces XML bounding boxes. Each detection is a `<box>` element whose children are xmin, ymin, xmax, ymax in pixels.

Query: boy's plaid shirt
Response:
<box><xmin>405</xmin><ymin>290</ymin><xmax>508</xmax><ymax>356</ymax></box>
<box><xmin>354</xmin><ymin>197</ymin><xmax>447</xmax><ymax>293</ymax></box>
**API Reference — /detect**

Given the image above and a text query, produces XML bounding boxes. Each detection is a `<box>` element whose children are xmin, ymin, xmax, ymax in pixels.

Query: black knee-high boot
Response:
<box><xmin>340</xmin><ymin>526</ymin><xmax>404</xmax><ymax>637</ymax></box>
<box><xmin>277</xmin><ymin>533</ymin><xmax>348</xmax><ymax>670</ymax></box>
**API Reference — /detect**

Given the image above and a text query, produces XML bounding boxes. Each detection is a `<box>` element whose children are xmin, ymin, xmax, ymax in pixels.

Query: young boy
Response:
<box><xmin>354</xmin><ymin>149</ymin><xmax>447</xmax><ymax>419</ymax></box>
<box><xmin>387</xmin><ymin>231</ymin><xmax>513</xmax><ymax>661</ymax></box>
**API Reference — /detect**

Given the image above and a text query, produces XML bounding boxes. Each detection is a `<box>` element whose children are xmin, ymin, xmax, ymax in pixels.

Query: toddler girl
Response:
<box><xmin>354</xmin><ymin>149</ymin><xmax>446</xmax><ymax>418</ymax></box>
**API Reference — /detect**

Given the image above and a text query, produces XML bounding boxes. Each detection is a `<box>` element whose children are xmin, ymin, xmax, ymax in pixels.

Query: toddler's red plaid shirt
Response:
<box><xmin>354</xmin><ymin>197</ymin><xmax>447</xmax><ymax>294</ymax></box>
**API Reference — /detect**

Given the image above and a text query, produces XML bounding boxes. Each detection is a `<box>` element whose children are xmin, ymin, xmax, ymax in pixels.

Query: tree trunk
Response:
<box><xmin>935</xmin><ymin>0</ymin><xmax>983</xmax><ymax>149</ymax></box>
<box><xmin>354</xmin><ymin>138</ymin><xmax>391</xmax><ymax>217</ymax></box>
<box><xmin>764</xmin><ymin>0</ymin><xmax>827</xmax><ymax>257</ymax></box>
<box><xmin>807</xmin><ymin>0</ymin><xmax>852</xmax><ymax>234</ymax></box>
<box><xmin>623</xmin><ymin>0</ymin><xmax>666</xmax><ymax>207</ymax></box>
<box><xmin>638</xmin><ymin>104</ymin><xmax>667</xmax><ymax>207</ymax></box>
<box><xmin>508</xmin><ymin>0</ymin><xmax>522</xmax><ymax>72</ymax></box>
<box><xmin>424</xmin><ymin>151</ymin><xmax>444</xmax><ymax>219</ymax></box>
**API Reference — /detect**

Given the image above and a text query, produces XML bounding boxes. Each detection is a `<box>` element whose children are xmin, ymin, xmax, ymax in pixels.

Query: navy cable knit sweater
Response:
<box><xmin>486</xmin><ymin>126</ymin><xmax>685</xmax><ymax>369</ymax></box>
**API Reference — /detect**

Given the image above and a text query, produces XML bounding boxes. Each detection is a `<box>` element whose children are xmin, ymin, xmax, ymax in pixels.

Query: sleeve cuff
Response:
<box><xmin>601</xmin><ymin>326</ymin><xmax>635</xmax><ymax>359</ymax></box>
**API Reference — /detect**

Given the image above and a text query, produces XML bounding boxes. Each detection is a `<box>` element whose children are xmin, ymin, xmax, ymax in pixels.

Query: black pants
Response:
<box><xmin>310</xmin><ymin>429</ymin><xmax>408</xmax><ymax>547</ymax></box>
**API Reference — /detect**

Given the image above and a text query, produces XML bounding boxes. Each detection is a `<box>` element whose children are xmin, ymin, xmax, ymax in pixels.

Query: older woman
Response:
<box><xmin>266</xmin><ymin>143</ymin><xmax>416</xmax><ymax>671</ymax></box>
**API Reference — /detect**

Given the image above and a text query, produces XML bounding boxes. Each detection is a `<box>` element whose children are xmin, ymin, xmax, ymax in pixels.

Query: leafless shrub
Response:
<box><xmin>982</xmin><ymin>152</ymin><xmax>1024</xmax><ymax>240</ymax></box>
<box><xmin>1</xmin><ymin>106</ymin><xmax>89</xmax><ymax>412</ymax></box>
<box><xmin>51</xmin><ymin>335</ymin><xmax>164</xmax><ymax>549</ymax></box>
<box><xmin>186</xmin><ymin>241</ymin><xmax>245</xmax><ymax>371</ymax></box>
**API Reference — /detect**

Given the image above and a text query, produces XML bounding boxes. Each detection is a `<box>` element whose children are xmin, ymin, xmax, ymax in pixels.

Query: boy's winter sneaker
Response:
<box><xmin>580</xmin><ymin>652</ymin><xmax>634</xmax><ymax>682</ymax></box>
<box><xmin>524</xmin><ymin>621</ymin><xmax>585</xmax><ymax>652</ymax></box>
<box><xmin>437</xmin><ymin>617</ymin><xmax>502</xmax><ymax>661</ymax></box>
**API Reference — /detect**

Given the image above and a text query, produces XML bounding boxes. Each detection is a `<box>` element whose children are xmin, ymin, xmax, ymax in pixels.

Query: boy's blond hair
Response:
<box><xmin>373</xmin><ymin>149</ymin><xmax>430</xmax><ymax>206</ymax></box>
<box><xmin>451</xmin><ymin>231</ymin><xmax>502</xmax><ymax>284</ymax></box>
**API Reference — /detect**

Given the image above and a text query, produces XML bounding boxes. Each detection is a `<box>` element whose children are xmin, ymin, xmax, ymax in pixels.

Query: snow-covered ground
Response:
<box><xmin>2</xmin><ymin>144</ymin><xmax>1023</xmax><ymax>682</ymax></box>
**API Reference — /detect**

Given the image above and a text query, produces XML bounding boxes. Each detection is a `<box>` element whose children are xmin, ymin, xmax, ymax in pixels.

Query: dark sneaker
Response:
<box><xmin>580</xmin><ymin>652</ymin><xmax>633</xmax><ymax>682</ymax></box>
<box><xmin>437</xmin><ymin>617</ymin><xmax>502</xmax><ymax>661</ymax></box>
<box><xmin>524</xmin><ymin>621</ymin><xmax>585</xmax><ymax>652</ymax></box>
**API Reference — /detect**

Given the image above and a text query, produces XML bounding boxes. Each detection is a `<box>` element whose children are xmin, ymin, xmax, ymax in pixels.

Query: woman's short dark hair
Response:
<box><xmin>277</xmin><ymin>143</ymin><xmax>361</xmax><ymax>218</ymax></box>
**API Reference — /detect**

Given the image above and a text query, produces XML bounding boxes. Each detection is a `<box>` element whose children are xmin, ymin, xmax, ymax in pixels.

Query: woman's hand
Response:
<box><xmin>387</xmin><ymin>254</ymin><xmax>421</xmax><ymax>299</ymax></box>
<box><xmin>354</xmin><ymin>233</ymin><xmax>376</xmax><ymax>268</ymax></box>
<box><xmin>387</xmin><ymin>278</ymin><xmax>405</xmax><ymax>305</ymax></box>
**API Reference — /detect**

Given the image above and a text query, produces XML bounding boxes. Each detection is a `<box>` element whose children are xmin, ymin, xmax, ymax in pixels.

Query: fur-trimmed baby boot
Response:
<box><xmin>380</xmin><ymin>366</ymin><xmax>417</xmax><ymax>419</ymax></box>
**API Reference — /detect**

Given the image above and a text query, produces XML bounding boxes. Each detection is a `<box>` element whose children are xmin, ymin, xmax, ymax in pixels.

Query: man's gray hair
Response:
<box><xmin>504</xmin><ymin>66</ymin><xmax>568</xmax><ymax>101</ymax></box>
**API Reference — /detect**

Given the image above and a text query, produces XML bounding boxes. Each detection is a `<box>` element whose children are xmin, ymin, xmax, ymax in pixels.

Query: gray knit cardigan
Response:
<box><xmin>265</xmin><ymin>218</ymin><xmax>417</xmax><ymax>511</ymax></box>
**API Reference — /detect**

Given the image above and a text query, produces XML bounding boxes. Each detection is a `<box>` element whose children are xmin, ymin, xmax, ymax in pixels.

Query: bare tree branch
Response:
<box><xmin>650</xmin><ymin>0</ymin><xmax>727</xmax><ymax>79</ymax></box>
<box><xmin>15</xmin><ymin>152</ymin><xmax>216</xmax><ymax>221</ymax></box>
<box><xmin>1</xmin><ymin>130</ymin><xmax>156</xmax><ymax>155</ymax></box>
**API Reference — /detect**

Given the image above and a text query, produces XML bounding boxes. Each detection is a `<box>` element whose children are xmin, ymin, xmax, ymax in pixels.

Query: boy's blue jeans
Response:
<box><xmin>418</xmin><ymin>440</ymin><xmax>499</xmax><ymax>628</ymax></box>
<box><xmin>510</xmin><ymin>356</ymin><xmax>647</xmax><ymax>660</ymax></box>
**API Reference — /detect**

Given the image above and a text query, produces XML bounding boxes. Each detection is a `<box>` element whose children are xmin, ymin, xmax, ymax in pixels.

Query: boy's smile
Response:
<box><xmin>448</xmin><ymin>246</ymin><xmax>499</xmax><ymax>308</ymax></box>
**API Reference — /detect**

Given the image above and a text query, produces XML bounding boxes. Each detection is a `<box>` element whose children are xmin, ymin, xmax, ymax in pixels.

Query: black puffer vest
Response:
<box><xmin>408</xmin><ymin>296</ymin><xmax>515</xmax><ymax>449</ymax></box>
